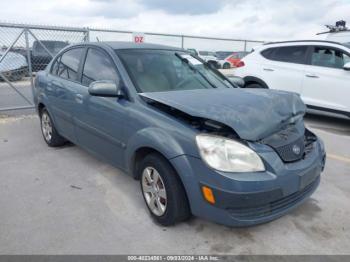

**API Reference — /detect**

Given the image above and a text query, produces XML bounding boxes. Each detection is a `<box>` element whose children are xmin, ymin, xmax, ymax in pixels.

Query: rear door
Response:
<box><xmin>301</xmin><ymin>45</ymin><xmax>350</xmax><ymax>114</ymax></box>
<box><xmin>47</xmin><ymin>47</ymin><xmax>85</xmax><ymax>142</ymax></box>
<box><xmin>259</xmin><ymin>45</ymin><xmax>308</xmax><ymax>94</ymax></box>
<box><xmin>73</xmin><ymin>47</ymin><xmax>127</xmax><ymax>168</ymax></box>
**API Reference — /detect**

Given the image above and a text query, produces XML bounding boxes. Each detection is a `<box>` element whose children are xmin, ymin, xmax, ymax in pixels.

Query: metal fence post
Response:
<box><xmin>244</xmin><ymin>40</ymin><xmax>247</xmax><ymax>52</ymax></box>
<box><xmin>24</xmin><ymin>28</ymin><xmax>34</xmax><ymax>101</ymax></box>
<box><xmin>84</xmin><ymin>27</ymin><xmax>90</xmax><ymax>42</ymax></box>
<box><xmin>181</xmin><ymin>35</ymin><xmax>184</xmax><ymax>49</ymax></box>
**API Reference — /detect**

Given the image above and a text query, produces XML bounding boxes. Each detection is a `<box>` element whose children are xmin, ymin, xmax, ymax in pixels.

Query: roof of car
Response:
<box><xmin>263</xmin><ymin>40</ymin><xmax>343</xmax><ymax>46</ymax></box>
<box><xmin>98</xmin><ymin>41</ymin><xmax>183</xmax><ymax>51</ymax></box>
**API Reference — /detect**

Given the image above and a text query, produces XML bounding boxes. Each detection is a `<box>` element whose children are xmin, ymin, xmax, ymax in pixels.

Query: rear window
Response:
<box><xmin>261</xmin><ymin>48</ymin><xmax>274</xmax><ymax>59</ymax></box>
<box><xmin>55</xmin><ymin>48</ymin><xmax>83</xmax><ymax>81</ymax></box>
<box><xmin>261</xmin><ymin>46</ymin><xmax>308</xmax><ymax>64</ymax></box>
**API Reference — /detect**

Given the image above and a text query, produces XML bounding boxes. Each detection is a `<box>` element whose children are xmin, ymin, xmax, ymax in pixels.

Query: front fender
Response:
<box><xmin>125</xmin><ymin>127</ymin><xmax>190</xmax><ymax>174</ymax></box>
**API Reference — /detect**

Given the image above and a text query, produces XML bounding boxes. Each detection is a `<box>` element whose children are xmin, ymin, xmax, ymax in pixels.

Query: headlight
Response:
<box><xmin>196</xmin><ymin>134</ymin><xmax>265</xmax><ymax>173</ymax></box>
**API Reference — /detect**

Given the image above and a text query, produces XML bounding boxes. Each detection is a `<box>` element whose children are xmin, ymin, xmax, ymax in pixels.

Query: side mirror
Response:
<box><xmin>88</xmin><ymin>80</ymin><xmax>124</xmax><ymax>98</ymax></box>
<box><xmin>227</xmin><ymin>76</ymin><xmax>245</xmax><ymax>88</ymax></box>
<box><xmin>343</xmin><ymin>62</ymin><xmax>350</xmax><ymax>71</ymax></box>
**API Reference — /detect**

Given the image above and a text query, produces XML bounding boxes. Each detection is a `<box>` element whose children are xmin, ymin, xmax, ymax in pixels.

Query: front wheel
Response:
<box><xmin>40</xmin><ymin>108</ymin><xmax>66</xmax><ymax>147</ymax></box>
<box><xmin>139</xmin><ymin>153</ymin><xmax>191</xmax><ymax>226</ymax></box>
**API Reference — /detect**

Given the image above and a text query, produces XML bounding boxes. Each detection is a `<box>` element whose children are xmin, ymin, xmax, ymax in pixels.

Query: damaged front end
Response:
<box><xmin>140</xmin><ymin>88</ymin><xmax>322</xmax><ymax>166</ymax></box>
<box><xmin>144</xmin><ymin>96</ymin><xmax>240</xmax><ymax>140</ymax></box>
<box><xmin>147</xmin><ymin>96</ymin><xmax>318</xmax><ymax>165</ymax></box>
<box><xmin>259</xmin><ymin>121</ymin><xmax>318</xmax><ymax>163</ymax></box>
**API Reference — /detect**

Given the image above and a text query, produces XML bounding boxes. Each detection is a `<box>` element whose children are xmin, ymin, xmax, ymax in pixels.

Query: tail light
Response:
<box><xmin>236</xmin><ymin>61</ymin><xmax>245</xmax><ymax>68</ymax></box>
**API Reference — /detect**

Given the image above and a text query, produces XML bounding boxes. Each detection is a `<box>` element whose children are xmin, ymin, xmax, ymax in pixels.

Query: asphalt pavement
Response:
<box><xmin>0</xmin><ymin>113</ymin><xmax>349</xmax><ymax>255</ymax></box>
<box><xmin>1</xmin><ymin>75</ymin><xmax>350</xmax><ymax>255</ymax></box>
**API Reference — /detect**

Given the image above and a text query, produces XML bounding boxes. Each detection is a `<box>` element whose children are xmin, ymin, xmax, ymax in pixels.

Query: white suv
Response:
<box><xmin>234</xmin><ymin>40</ymin><xmax>350</xmax><ymax>118</ymax></box>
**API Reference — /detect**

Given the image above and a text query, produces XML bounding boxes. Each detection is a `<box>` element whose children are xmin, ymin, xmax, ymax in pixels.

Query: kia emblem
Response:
<box><xmin>292</xmin><ymin>145</ymin><xmax>301</xmax><ymax>155</ymax></box>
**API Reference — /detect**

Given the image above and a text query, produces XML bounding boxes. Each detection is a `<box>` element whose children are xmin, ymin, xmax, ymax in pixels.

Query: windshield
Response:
<box><xmin>116</xmin><ymin>49</ymin><xmax>234</xmax><ymax>93</ymax></box>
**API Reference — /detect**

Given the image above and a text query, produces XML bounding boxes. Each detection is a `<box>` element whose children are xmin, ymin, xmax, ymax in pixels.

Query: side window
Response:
<box><xmin>344</xmin><ymin>53</ymin><xmax>350</xmax><ymax>64</ymax></box>
<box><xmin>272</xmin><ymin>46</ymin><xmax>307</xmax><ymax>64</ymax></box>
<box><xmin>311</xmin><ymin>46</ymin><xmax>350</xmax><ymax>69</ymax></box>
<box><xmin>57</xmin><ymin>48</ymin><xmax>83</xmax><ymax>81</ymax></box>
<box><xmin>82</xmin><ymin>48</ymin><xmax>119</xmax><ymax>86</ymax></box>
<box><xmin>51</xmin><ymin>56</ymin><xmax>60</xmax><ymax>76</ymax></box>
<box><xmin>261</xmin><ymin>48</ymin><xmax>276</xmax><ymax>60</ymax></box>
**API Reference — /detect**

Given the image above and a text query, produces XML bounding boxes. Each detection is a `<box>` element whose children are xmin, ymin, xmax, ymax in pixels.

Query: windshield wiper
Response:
<box><xmin>175</xmin><ymin>52</ymin><xmax>217</xmax><ymax>89</ymax></box>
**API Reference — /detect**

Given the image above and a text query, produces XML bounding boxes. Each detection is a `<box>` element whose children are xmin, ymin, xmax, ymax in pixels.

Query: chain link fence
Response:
<box><xmin>88</xmin><ymin>28</ymin><xmax>264</xmax><ymax>51</ymax></box>
<box><xmin>0</xmin><ymin>23</ymin><xmax>87</xmax><ymax>112</ymax></box>
<box><xmin>0</xmin><ymin>22</ymin><xmax>264</xmax><ymax>112</ymax></box>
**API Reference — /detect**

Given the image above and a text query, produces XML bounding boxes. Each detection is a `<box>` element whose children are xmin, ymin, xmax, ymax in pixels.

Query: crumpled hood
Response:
<box><xmin>140</xmin><ymin>88</ymin><xmax>306</xmax><ymax>141</ymax></box>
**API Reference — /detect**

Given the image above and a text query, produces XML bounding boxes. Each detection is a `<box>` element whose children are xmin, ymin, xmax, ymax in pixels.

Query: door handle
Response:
<box><xmin>75</xmin><ymin>94</ymin><xmax>83</xmax><ymax>104</ymax></box>
<box><xmin>305</xmin><ymin>73</ymin><xmax>319</xmax><ymax>78</ymax></box>
<box><xmin>263</xmin><ymin>68</ymin><xmax>274</xmax><ymax>72</ymax></box>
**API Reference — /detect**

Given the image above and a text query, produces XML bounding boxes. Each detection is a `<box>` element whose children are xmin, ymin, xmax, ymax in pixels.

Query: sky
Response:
<box><xmin>0</xmin><ymin>0</ymin><xmax>349</xmax><ymax>50</ymax></box>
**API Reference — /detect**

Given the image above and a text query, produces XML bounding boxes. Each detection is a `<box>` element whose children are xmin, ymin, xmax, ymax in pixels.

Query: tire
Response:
<box><xmin>139</xmin><ymin>153</ymin><xmax>191</xmax><ymax>226</ymax></box>
<box><xmin>223</xmin><ymin>63</ymin><xmax>230</xmax><ymax>69</ymax></box>
<box><xmin>40</xmin><ymin>108</ymin><xmax>66</xmax><ymax>147</ymax></box>
<box><xmin>245</xmin><ymin>83</ymin><xmax>265</xmax><ymax>89</ymax></box>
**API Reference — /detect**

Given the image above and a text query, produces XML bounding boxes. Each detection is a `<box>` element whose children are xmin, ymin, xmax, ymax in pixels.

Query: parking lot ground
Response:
<box><xmin>0</xmin><ymin>79</ymin><xmax>33</xmax><ymax>110</ymax></box>
<box><xmin>0</xmin><ymin>113</ymin><xmax>349</xmax><ymax>255</ymax></box>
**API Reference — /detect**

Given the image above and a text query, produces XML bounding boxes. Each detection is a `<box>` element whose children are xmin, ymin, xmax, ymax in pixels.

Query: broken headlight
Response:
<box><xmin>196</xmin><ymin>134</ymin><xmax>265</xmax><ymax>173</ymax></box>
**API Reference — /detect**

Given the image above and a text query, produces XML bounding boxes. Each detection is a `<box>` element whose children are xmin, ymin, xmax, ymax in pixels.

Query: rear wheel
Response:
<box><xmin>139</xmin><ymin>153</ymin><xmax>191</xmax><ymax>226</ymax></box>
<box><xmin>223</xmin><ymin>63</ymin><xmax>231</xmax><ymax>69</ymax></box>
<box><xmin>40</xmin><ymin>108</ymin><xmax>66</xmax><ymax>147</ymax></box>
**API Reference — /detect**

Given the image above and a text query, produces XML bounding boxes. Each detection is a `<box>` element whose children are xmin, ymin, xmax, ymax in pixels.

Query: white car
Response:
<box><xmin>187</xmin><ymin>49</ymin><xmax>220</xmax><ymax>68</ymax></box>
<box><xmin>234</xmin><ymin>40</ymin><xmax>350</xmax><ymax>118</ymax></box>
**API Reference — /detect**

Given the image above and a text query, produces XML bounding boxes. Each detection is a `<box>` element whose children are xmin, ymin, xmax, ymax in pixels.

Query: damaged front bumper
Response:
<box><xmin>170</xmin><ymin>137</ymin><xmax>326</xmax><ymax>227</ymax></box>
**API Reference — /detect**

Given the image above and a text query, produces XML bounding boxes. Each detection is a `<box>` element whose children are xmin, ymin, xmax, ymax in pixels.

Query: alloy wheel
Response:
<box><xmin>142</xmin><ymin>166</ymin><xmax>167</xmax><ymax>216</ymax></box>
<box><xmin>41</xmin><ymin>111</ymin><xmax>53</xmax><ymax>142</ymax></box>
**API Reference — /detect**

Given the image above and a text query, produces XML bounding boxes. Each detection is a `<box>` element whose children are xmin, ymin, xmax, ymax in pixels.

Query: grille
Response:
<box><xmin>274</xmin><ymin>136</ymin><xmax>305</xmax><ymax>162</ymax></box>
<box><xmin>228</xmin><ymin>176</ymin><xmax>319</xmax><ymax>220</ymax></box>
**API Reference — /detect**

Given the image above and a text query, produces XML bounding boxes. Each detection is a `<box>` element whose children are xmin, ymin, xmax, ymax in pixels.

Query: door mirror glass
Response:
<box><xmin>227</xmin><ymin>76</ymin><xmax>245</xmax><ymax>88</ymax></box>
<box><xmin>343</xmin><ymin>62</ymin><xmax>350</xmax><ymax>71</ymax></box>
<box><xmin>88</xmin><ymin>80</ymin><xmax>124</xmax><ymax>97</ymax></box>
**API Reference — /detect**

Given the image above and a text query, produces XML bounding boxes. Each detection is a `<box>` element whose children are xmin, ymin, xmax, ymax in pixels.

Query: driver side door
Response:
<box><xmin>73</xmin><ymin>47</ymin><xmax>128</xmax><ymax>168</ymax></box>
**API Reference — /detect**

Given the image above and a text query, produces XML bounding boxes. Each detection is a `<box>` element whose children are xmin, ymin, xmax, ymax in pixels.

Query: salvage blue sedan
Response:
<box><xmin>34</xmin><ymin>42</ymin><xmax>326</xmax><ymax>227</ymax></box>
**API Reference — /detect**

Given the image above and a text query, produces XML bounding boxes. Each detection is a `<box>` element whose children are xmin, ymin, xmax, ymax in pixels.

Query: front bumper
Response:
<box><xmin>170</xmin><ymin>138</ymin><xmax>325</xmax><ymax>227</ymax></box>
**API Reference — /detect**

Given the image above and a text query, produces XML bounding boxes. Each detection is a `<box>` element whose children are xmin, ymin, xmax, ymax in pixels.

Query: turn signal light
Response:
<box><xmin>202</xmin><ymin>186</ymin><xmax>215</xmax><ymax>204</ymax></box>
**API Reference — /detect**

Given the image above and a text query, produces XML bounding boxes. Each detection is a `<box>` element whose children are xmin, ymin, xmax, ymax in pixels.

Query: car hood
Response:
<box><xmin>140</xmin><ymin>88</ymin><xmax>306</xmax><ymax>141</ymax></box>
